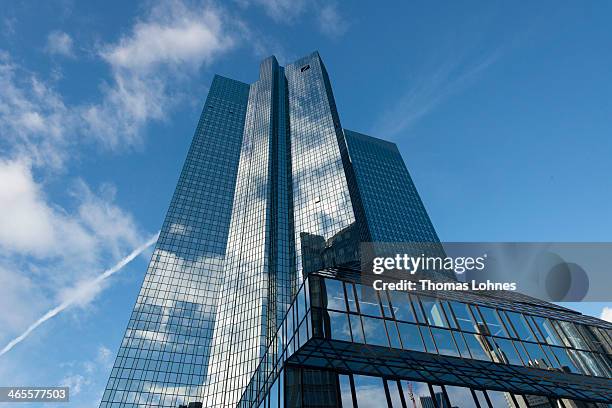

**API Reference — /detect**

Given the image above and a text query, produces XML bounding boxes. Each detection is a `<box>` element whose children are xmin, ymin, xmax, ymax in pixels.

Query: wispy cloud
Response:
<box><xmin>101</xmin><ymin>5</ymin><xmax>233</xmax><ymax>71</ymax></box>
<box><xmin>0</xmin><ymin>0</ymin><xmax>239</xmax><ymax>357</ymax></box>
<box><xmin>0</xmin><ymin>156</ymin><xmax>149</xmax><ymax>347</ymax></box>
<box><xmin>237</xmin><ymin>0</ymin><xmax>348</xmax><ymax>38</ymax></box>
<box><xmin>601</xmin><ymin>306</ymin><xmax>612</xmax><ymax>323</ymax></box>
<box><xmin>84</xmin><ymin>1</ymin><xmax>237</xmax><ymax>149</ymax></box>
<box><xmin>0</xmin><ymin>232</ymin><xmax>159</xmax><ymax>357</ymax></box>
<box><xmin>0</xmin><ymin>160</ymin><xmax>139</xmax><ymax>261</ymax></box>
<box><xmin>373</xmin><ymin>49</ymin><xmax>502</xmax><ymax>138</ymax></box>
<box><xmin>45</xmin><ymin>30</ymin><xmax>74</xmax><ymax>57</ymax></box>
<box><xmin>317</xmin><ymin>3</ymin><xmax>348</xmax><ymax>38</ymax></box>
<box><xmin>0</xmin><ymin>52</ymin><xmax>74</xmax><ymax>169</ymax></box>
<box><xmin>1</xmin><ymin>1</ymin><xmax>239</xmax><ymax>167</ymax></box>
<box><xmin>58</xmin><ymin>344</ymin><xmax>115</xmax><ymax>406</ymax></box>
<box><xmin>239</xmin><ymin>0</ymin><xmax>306</xmax><ymax>23</ymax></box>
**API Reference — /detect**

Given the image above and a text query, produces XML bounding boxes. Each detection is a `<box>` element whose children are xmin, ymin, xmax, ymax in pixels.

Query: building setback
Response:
<box><xmin>100</xmin><ymin>52</ymin><xmax>612</xmax><ymax>408</ymax></box>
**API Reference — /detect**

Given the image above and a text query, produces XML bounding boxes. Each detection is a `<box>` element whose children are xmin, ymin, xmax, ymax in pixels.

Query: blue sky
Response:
<box><xmin>0</xmin><ymin>1</ymin><xmax>611</xmax><ymax>406</ymax></box>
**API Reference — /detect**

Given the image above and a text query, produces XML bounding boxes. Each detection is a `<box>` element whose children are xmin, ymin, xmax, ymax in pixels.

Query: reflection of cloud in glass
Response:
<box><xmin>445</xmin><ymin>385</ymin><xmax>479</xmax><ymax>407</ymax></box>
<box><xmin>286</xmin><ymin>53</ymin><xmax>357</xmax><ymax>280</ymax></box>
<box><xmin>353</xmin><ymin>375</ymin><xmax>386</xmax><ymax>408</ymax></box>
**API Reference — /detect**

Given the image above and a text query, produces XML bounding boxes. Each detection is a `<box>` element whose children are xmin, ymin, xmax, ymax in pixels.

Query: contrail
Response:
<box><xmin>0</xmin><ymin>232</ymin><xmax>160</xmax><ymax>357</ymax></box>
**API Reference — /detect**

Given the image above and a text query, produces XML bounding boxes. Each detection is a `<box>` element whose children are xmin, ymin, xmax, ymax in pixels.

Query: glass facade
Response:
<box><xmin>237</xmin><ymin>272</ymin><xmax>612</xmax><ymax>408</ymax></box>
<box><xmin>101</xmin><ymin>53</ymin><xmax>612</xmax><ymax>408</ymax></box>
<box><xmin>100</xmin><ymin>75</ymin><xmax>250</xmax><ymax>407</ymax></box>
<box><xmin>285</xmin><ymin>53</ymin><xmax>359</xmax><ymax>279</ymax></box>
<box><xmin>342</xmin><ymin>130</ymin><xmax>439</xmax><ymax>244</ymax></box>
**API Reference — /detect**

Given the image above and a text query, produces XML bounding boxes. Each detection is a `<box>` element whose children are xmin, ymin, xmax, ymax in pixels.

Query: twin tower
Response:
<box><xmin>100</xmin><ymin>52</ymin><xmax>441</xmax><ymax>407</ymax></box>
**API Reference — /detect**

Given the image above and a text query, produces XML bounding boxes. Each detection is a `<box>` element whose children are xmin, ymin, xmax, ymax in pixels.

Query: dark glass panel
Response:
<box><xmin>327</xmin><ymin>311</ymin><xmax>352</xmax><ymax>342</ymax></box>
<box><xmin>353</xmin><ymin>375</ymin><xmax>386</xmax><ymax>405</ymax></box>
<box><xmin>492</xmin><ymin>338</ymin><xmax>523</xmax><ymax>366</ymax></box>
<box><xmin>420</xmin><ymin>296</ymin><xmax>448</xmax><ymax>328</ymax></box>
<box><xmin>479</xmin><ymin>307</ymin><xmax>508</xmax><ymax>337</ymax></box>
<box><xmin>323</xmin><ymin>278</ymin><xmax>346</xmax><ymax>311</ymax></box>
<box><xmin>356</xmin><ymin>284</ymin><xmax>383</xmax><ymax>317</ymax></box>
<box><xmin>350</xmin><ymin>314</ymin><xmax>365</xmax><ymax>344</ymax></box>
<box><xmin>388</xmin><ymin>291</ymin><xmax>416</xmax><ymax>323</ymax></box>
<box><xmin>464</xmin><ymin>334</ymin><xmax>491</xmax><ymax>361</ymax></box>
<box><xmin>362</xmin><ymin>316</ymin><xmax>389</xmax><ymax>347</ymax></box>
<box><xmin>444</xmin><ymin>385</ymin><xmax>478</xmax><ymax>408</ymax></box>
<box><xmin>506</xmin><ymin>312</ymin><xmax>536</xmax><ymax>342</ymax></box>
<box><xmin>397</xmin><ymin>323</ymin><xmax>425</xmax><ymax>352</ymax></box>
<box><xmin>431</xmin><ymin>328</ymin><xmax>459</xmax><ymax>357</ymax></box>
<box><xmin>450</xmin><ymin>301</ymin><xmax>478</xmax><ymax>333</ymax></box>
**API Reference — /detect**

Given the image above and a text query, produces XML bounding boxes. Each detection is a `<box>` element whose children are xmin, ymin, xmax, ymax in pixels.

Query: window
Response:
<box><xmin>450</xmin><ymin>301</ymin><xmax>478</xmax><ymax>332</ymax></box>
<box><xmin>523</xmin><ymin>342</ymin><xmax>551</xmax><ymax>369</ymax></box>
<box><xmin>323</xmin><ymin>278</ymin><xmax>346</xmax><ymax>311</ymax></box>
<box><xmin>301</xmin><ymin>64</ymin><xmax>310</xmax><ymax>72</ymax></box>
<box><xmin>453</xmin><ymin>331</ymin><xmax>472</xmax><ymax>358</ymax></box>
<box><xmin>356</xmin><ymin>285</ymin><xmax>382</xmax><ymax>317</ymax></box>
<box><xmin>397</xmin><ymin>323</ymin><xmax>425</xmax><ymax>352</ymax></box>
<box><xmin>492</xmin><ymin>338</ymin><xmax>523</xmax><ymax>366</ymax></box>
<box><xmin>464</xmin><ymin>334</ymin><xmax>491</xmax><ymax>361</ymax></box>
<box><xmin>401</xmin><ymin>381</ymin><xmax>433</xmax><ymax>407</ymax></box>
<box><xmin>339</xmin><ymin>375</ymin><xmax>353</xmax><ymax>408</ymax></box>
<box><xmin>421</xmin><ymin>326</ymin><xmax>437</xmax><ymax>353</ymax></box>
<box><xmin>362</xmin><ymin>316</ymin><xmax>389</xmax><ymax>347</ymax></box>
<box><xmin>345</xmin><ymin>283</ymin><xmax>358</xmax><ymax>313</ymax></box>
<box><xmin>444</xmin><ymin>385</ymin><xmax>478</xmax><ymax>408</ymax></box>
<box><xmin>385</xmin><ymin>380</ymin><xmax>403</xmax><ymax>408</ymax></box>
<box><xmin>385</xmin><ymin>320</ymin><xmax>402</xmax><ymax>349</ymax></box>
<box><xmin>558</xmin><ymin>321</ymin><xmax>590</xmax><ymax>350</ymax></box>
<box><xmin>388</xmin><ymin>291</ymin><xmax>415</xmax><ymax>322</ymax></box>
<box><xmin>532</xmin><ymin>316</ymin><xmax>562</xmax><ymax>346</ymax></box>
<box><xmin>379</xmin><ymin>291</ymin><xmax>394</xmax><ymax>319</ymax></box>
<box><xmin>479</xmin><ymin>307</ymin><xmax>507</xmax><ymax>337</ymax></box>
<box><xmin>431</xmin><ymin>328</ymin><xmax>459</xmax><ymax>357</ymax></box>
<box><xmin>486</xmin><ymin>390</ymin><xmax>516</xmax><ymax>407</ymax></box>
<box><xmin>506</xmin><ymin>312</ymin><xmax>536</xmax><ymax>342</ymax></box>
<box><xmin>420</xmin><ymin>297</ymin><xmax>448</xmax><ymax>327</ymax></box>
<box><xmin>551</xmin><ymin>346</ymin><xmax>579</xmax><ymax>374</ymax></box>
<box><xmin>353</xmin><ymin>375</ymin><xmax>385</xmax><ymax>404</ymax></box>
<box><xmin>327</xmin><ymin>311</ymin><xmax>351</xmax><ymax>342</ymax></box>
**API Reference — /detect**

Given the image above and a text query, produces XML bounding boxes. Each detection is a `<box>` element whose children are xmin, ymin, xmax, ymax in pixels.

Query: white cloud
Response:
<box><xmin>101</xmin><ymin>6</ymin><xmax>233</xmax><ymax>71</ymax></box>
<box><xmin>83</xmin><ymin>1</ymin><xmax>236</xmax><ymax>149</ymax></box>
<box><xmin>0</xmin><ymin>158</ymin><xmax>139</xmax><ymax>260</ymax></box>
<box><xmin>61</xmin><ymin>374</ymin><xmax>89</xmax><ymax>396</ymax></box>
<box><xmin>237</xmin><ymin>0</ymin><xmax>347</xmax><ymax>38</ymax></box>
<box><xmin>0</xmin><ymin>53</ymin><xmax>73</xmax><ymax>169</ymax></box>
<box><xmin>0</xmin><ymin>264</ymin><xmax>43</xmax><ymax>333</ymax></box>
<box><xmin>2</xmin><ymin>1</ymin><xmax>238</xmax><ymax>164</ymax></box>
<box><xmin>317</xmin><ymin>4</ymin><xmax>348</xmax><ymax>38</ymax></box>
<box><xmin>0</xmin><ymin>156</ymin><xmax>152</xmax><ymax>349</ymax></box>
<box><xmin>0</xmin><ymin>0</ymin><xmax>239</xmax><ymax>358</ymax></box>
<box><xmin>240</xmin><ymin>0</ymin><xmax>306</xmax><ymax>22</ymax></box>
<box><xmin>45</xmin><ymin>31</ymin><xmax>74</xmax><ymax>57</ymax></box>
<box><xmin>601</xmin><ymin>307</ymin><xmax>612</xmax><ymax>323</ymax></box>
<box><xmin>373</xmin><ymin>50</ymin><xmax>501</xmax><ymax>138</ymax></box>
<box><xmin>52</xmin><ymin>344</ymin><xmax>115</xmax><ymax>407</ymax></box>
<box><xmin>0</xmin><ymin>232</ymin><xmax>158</xmax><ymax>357</ymax></box>
<box><xmin>0</xmin><ymin>159</ymin><xmax>58</xmax><ymax>256</ymax></box>
<box><xmin>96</xmin><ymin>345</ymin><xmax>113</xmax><ymax>368</ymax></box>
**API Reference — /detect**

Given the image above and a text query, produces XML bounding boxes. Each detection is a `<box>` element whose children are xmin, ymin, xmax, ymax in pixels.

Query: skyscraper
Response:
<box><xmin>100</xmin><ymin>52</ymin><xmax>612</xmax><ymax>408</ymax></box>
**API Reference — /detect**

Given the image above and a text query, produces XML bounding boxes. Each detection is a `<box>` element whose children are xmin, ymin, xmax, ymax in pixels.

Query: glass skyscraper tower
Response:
<box><xmin>100</xmin><ymin>52</ymin><xmax>612</xmax><ymax>408</ymax></box>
